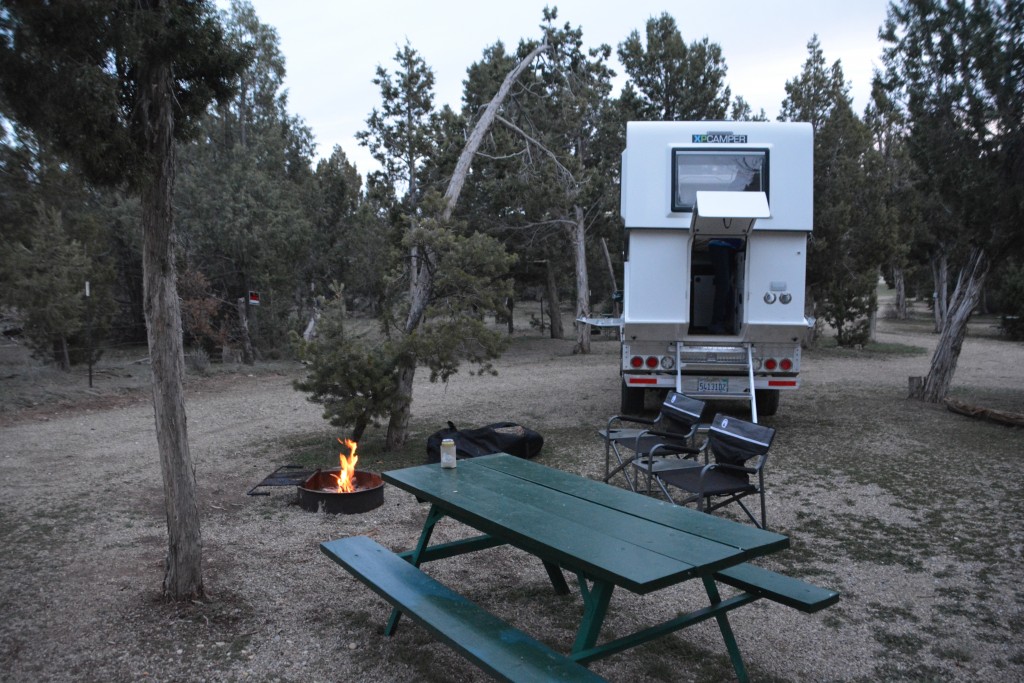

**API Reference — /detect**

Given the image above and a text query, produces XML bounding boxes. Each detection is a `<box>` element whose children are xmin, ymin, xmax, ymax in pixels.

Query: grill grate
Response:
<box><xmin>247</xmin><ymin>465</ymin><xmax>315</xmax><ymax>496</ymax></box>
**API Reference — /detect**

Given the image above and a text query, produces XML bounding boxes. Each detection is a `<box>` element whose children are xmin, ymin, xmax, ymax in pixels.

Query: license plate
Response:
<box><xmin>698</xmin><ymin>377</ymin><xmax>729</xmax><ymax>393</ymax></box>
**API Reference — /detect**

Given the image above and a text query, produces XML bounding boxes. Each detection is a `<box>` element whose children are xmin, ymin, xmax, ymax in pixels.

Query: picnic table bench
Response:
<box><xmin>321</xmin><ymin>455</ymin><xmax>838</xmax><ymax>682</ymax></box>
<box><xmin>321</xmin><ymin>536</ymin><xmax>605</xmax><ymax>682</ymax></box>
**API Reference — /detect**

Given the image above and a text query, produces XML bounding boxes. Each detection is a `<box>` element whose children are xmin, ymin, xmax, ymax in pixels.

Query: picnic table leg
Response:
<box><xmin>385</xmin><ymin>504</ymin><xmax>446</xmax><ymax>636</ymax></box>
<box><xmin>571</xmin><ymin>579</ymin><xmax>614</xmax><ymax>653</ymax></box>
<box><xmin>702</xmin><ymin>576</ymin><xmax>749</xmax><ymax>683</ymax></box>
<box><xmin>542</xmin><ymin>561</ymin><xmax>570</xmax><ymax>595</ymax></box>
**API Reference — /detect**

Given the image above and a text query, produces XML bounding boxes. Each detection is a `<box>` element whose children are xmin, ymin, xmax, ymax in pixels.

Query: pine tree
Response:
<box><xmin>617</xmin><ymin>13</ymin><xmax>731</xmax><ymax>121</ymax></box>
<box><xmin>880</xmin><ymin>0</ymin><xmax>1022</xmax><ymax>401</ymax></box>
<box><xmin>0</xmin><ymin>0</ymin><xmax>245</xmax><ymax>600</ymax></box>
<box><xmin>779</xmin><ymin>35</ymin><xmax>884</xmax><ymax>346</ymax></box>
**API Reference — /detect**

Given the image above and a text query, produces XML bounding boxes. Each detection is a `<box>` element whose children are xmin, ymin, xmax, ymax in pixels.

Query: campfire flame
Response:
<box><xmin>333</xmin><ymin>438</ymin><xmax>359</xmax><ymax>493</ymax></box>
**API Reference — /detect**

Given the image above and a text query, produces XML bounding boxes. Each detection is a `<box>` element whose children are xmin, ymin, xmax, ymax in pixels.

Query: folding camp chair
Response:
<box><xmin>652</xmin><ymin>413</ymin><xmax>775</xmax><ymax>528</ymax></box>
<box><xmin>599</xmin><ymin>392</ymin><xmax>705</xmax><ymax>492</ymax></box>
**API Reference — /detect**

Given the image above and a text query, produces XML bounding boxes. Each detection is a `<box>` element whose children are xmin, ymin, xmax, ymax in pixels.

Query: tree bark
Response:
<box><xmin>571</xmin><ymin>205</ymin><xmax>591</xmax><ymax>354</ymax></box>
<box><xmin>931</xmin><ymin>251</ymin><xmax>948</xmax><ymax>333</ymax></box>
<box><xmin>384</xmin><ymin>42</ymin><xmax>549</xmax><ymax>449</ymax></box>
<box><xmin>911</xmin><ymin>247</ymin><xmax>989</xmax><ymax>403</ymax></box>
<box><xmin>545</xmin><ymin>260</ymin><xmax>564</xmax><ymax>339</ymax></box>
<box><xmin>442</xmin><ymin>42</ymin><xmax>549</xmax><ymax>221</ymax></box>
<box><xmin>236</xmin><ymin>297</ymin><xmax>255</xmax><ymax>365</ymax></box>
<box><xmin>893</xmin><ymin>264</ymin><xmax>908</xmax><ymax>320</ymax></box>
<box><xmin>139</xmin><ymin>55</ymin><xmax>204</xmax><ymax>600</ymax></box>
<box><xmin>601</xmin><ymin>237</ymin><xmax>620</xmax><ymax>317</ymax></box>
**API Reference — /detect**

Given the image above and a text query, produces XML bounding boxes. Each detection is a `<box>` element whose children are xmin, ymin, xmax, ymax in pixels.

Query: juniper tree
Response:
<box><xmin>0</xmin><ymin>0</ymin><xmax>245</xmax><ymax>599</ymax></box>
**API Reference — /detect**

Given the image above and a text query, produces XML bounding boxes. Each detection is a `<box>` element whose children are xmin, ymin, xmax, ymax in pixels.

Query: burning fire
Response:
<box><xmin>332</xmin><ymin>438</ymin><xmax>359</xmax><ymax>493</ymax></box>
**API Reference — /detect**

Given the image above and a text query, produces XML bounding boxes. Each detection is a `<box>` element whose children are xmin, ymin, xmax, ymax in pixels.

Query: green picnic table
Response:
<box><xmin>322</xmin><ymin>454</ymin><xmax>837</xmax><ymax>682</ymax></box>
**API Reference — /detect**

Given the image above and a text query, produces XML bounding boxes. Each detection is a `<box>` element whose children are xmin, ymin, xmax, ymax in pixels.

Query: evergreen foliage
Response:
<box><xmin>780</xmin><ymin>36</ymin><xmax>885</xmax><ymax>346</ymax></box>
<box><xmin>617</xmin><ymin>13</ymin><xmax>732</xmax><ymax>121</ymax></box>
<box><xmin>4</xmin><ymin>205</ymin><xmax>91</xmax><ymax>368</ymax></box>
<box><xmin>879</xmin><ymin>0</ymin><xmax>1021</xmax><ymax>400</ymax></box>
<box><xmin>3</xmin><ymin>1</ymin><xmax>1020</xmax><ymax>424</ymax></box>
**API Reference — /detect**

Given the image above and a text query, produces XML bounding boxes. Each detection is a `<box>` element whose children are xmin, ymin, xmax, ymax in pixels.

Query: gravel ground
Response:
<box><xmin>0</xmin><ymin>309</ymin><xmax>1022</xmax><ymax>682</ymax></box>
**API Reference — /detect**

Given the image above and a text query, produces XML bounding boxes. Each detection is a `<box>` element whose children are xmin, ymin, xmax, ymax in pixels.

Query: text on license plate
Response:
<box><xmin>698</xmin><ymin>378</ymin><xmax>729</xmax><ymax>393</ymax></box>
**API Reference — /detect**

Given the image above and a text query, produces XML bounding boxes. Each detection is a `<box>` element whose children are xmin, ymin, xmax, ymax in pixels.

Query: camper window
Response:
<box><xmin>671</xmin><ymin>149</ymin><xmax>768</xmax><ymax>213</ymax></box>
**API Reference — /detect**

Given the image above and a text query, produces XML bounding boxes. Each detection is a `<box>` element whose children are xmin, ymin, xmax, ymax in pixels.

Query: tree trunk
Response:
<box><xmin>236</xmin><ymin>297</ymin><xmax>255</xmax><ymax>365</ymax></box>
<box><xmin>893</xmin><ymin>264</ymin><xmax>908</xmax><ymax>320</ymax></box>
<box><xmin>384</xmin><ymin>43</ymin><xmax>549</xmax><ymax>448</ymax></box>
<box><xmin>140</xmin><ymin>56</ymin><xmax>203</xmax><ymax>600</ymax></box>
<box><xmin>546</xmin><ymin>260</ymin><xmax>564</xmax><ymax>339</ymax></box>
<box><xmin>911</xmin><ymin>247</ymin><xmax>989</xmax><ymax>403</ymax></box>
<box><xmin>505</xmin><ymin>296</ymin><xmax>514</xmax><ymax>335</ymax></box>
<box><xmin>53</xmin><ymin>337</ymin><xmax>71</xmax><ymax>371</ymax></box>
<box><xmin>931</xmin><ymin>251</ymin><xmax>948</xmax><ymax>333</ymax></box>
<box><xmin>571</xmin><ymin>205</ymin><xmax>591</xmax><ymax>355</ymax></box>
<box><xmin>601</xmin><ymin>237</ymin><xmax>620</xmax><ymax>317</ymax></box>
<box><xmin>386</xmin><ymin>363</ymin><xmax>415</xmax><ymax>450</ymax></box>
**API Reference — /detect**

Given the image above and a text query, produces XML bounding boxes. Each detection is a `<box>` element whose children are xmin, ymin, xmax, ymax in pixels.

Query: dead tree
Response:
<box><xmin>909</xmin><ymin>247</ymin><xmax>989</xmax><ymax>402</ymax></box>
<box><xmin>385</xmin><ymin>41</ymin><xmax>549</xmax><ymax>448</ymax></box>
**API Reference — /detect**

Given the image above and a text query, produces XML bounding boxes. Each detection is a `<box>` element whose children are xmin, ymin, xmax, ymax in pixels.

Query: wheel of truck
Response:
<box><xmin>755</xmin><ymin>389</ymin><xmax>780</xmax><ymax>417</ymax></box>
<box><xmin>621</xmin><ymin>383</ymin><xmax>645</xmax><ymax>414</ymax></box>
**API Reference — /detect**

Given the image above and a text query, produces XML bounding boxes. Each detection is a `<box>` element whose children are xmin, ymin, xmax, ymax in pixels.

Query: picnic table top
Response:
<box><xmin>383</xmin><ymin>453</ymin><xmax>788</xmax><ymax>594</ymax></box>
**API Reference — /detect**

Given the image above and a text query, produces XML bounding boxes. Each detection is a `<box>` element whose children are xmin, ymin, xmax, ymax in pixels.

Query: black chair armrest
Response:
<box><xmin>709</xmin><ymin>462</ymin><xmax>757</xmax><ymax>475</ymax></box>
<box><xmin>648</xmin><ymin>441</ymin><xmax>701</xmax><ymax>457</ymax></box>
<box><xmin>607</xmin><ymin>414</ymin><xmax>656</xmax><ymax>431</ymax></box>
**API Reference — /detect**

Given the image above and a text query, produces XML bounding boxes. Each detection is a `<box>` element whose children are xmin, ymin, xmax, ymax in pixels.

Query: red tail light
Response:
<box><xmin>630</xmin><ymin>356</ymin><xmax>643</xmax><ymax>368</ymax></box>
<box><xmin>780</xmin><ymin>358</ymin><xmax>793</xmax><ymax>371</ymax></box>
<box><xmin>645</xmin><ymin>356</ymin><xmax>659</xmax><ymax>369</ymax></box>
<box><xmin>764</xmin><ymin>358</ymin><xmax>778</xmax><ymax>371</ymax></box>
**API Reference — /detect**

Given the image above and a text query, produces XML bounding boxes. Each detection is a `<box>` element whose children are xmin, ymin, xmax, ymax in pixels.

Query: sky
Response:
<box><xmin>234</xmin><ymin>0</ymin><xmax>893</xmax><ymax>174</ymax></box>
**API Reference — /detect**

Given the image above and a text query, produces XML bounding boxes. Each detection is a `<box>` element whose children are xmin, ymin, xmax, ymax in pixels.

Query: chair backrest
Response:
<box><xmin>657</xmin><ymin>392</ymin><xmax>706</xmax><ymax>433</ymax></box>
<box><xmin>707</xmin><ymin>413</ymin><xmax>775</xmax><ymax>468</ymax></box>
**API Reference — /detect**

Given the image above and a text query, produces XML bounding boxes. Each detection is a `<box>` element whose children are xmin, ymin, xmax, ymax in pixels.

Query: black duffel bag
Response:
<box><xmin>426</xmin><ymin>421</ymin><xmax>543</xmax><ymax>463</ymax></box>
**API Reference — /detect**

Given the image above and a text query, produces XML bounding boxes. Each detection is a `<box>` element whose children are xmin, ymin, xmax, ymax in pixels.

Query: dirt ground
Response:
<box><xmin>1</xmin><ymin>307</ymin><xmax>1022</xmax><ymax>682</ymax></box>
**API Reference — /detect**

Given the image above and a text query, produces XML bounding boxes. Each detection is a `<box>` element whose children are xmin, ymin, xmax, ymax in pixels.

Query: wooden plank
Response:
<box><xmin>467</xmin><ymin>455</ymin><xmax>788</xmax><ymax>554</ymax></box>
<box><xmin>321</xmin><ymin>536</ymin><xmax>606</xmax><ymax>682</ymax></box>
<box><xmin>714</xmin><ymin>563</ymin><xmax>840</xmax><ymax>613</ymax></box>
<box><xmin>386</xmin><ymin>463</ymin><xmax>696</xmax><ymax>592</ymax></box>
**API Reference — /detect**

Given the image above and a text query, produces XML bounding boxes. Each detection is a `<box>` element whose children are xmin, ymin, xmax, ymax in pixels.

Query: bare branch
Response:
<box><xmin>442</xmin><ymin>41</ymin><xmax>550</xmax><ymax>221</ymax></box>
<box><xmin>493</xmin><ymin>114</ymin><xmax>576</xmax><ymax>183</ymax></box>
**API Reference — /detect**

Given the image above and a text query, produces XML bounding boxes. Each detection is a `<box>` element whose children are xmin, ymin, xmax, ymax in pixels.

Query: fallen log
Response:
<box><xmin>944</xmin><ymin>398</ymin><xmax>1024</xmax><ymax>427</ymax></box>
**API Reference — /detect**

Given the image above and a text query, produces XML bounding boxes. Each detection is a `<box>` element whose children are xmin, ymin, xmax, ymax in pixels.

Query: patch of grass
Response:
<box><xmin>932</xmin><ymin>643</ymin><xmax>975</xmax><ymax>664</ymax></box>
<box><xmin>867</xmin><ymin>602</ymin><xmax>920</xmax><ymax>624</ymax></box>
<box><xmin>869</xmin><ymin>660</ymin><xmax>949</xmax><ymax>681</ymax></box>
<box><xmin>808</xmin><ymin>336</ymin><xmax>928</xmax><ymax>357</ymax></box>
<box><xmin>636</xmin><ymin>636</ymin><xmax>748</xmax><ymax>683</ymax></box>
<box><xmin>872</xmin><ymin>628</ymin><xmax>925</xmax><ymax>655</ymax></box>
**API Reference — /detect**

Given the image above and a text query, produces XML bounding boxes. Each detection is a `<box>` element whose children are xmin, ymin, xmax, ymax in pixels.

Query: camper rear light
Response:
<box><xmin>630</xmin><ymin>356</ymin><xmax>644</xmax><ymax>368</ymax></box>
<box><xmin>762</xmin><ymin>357</ymin><xmax>794</xmax><ymax>372</ymax></box>
<box><xmin>660</xmin><ymin>356</ymin><xmax>675</xmax><ymax>370</ymax></box>
<box><xmin>645</xmin><ymin>356</ymin><xmax>659</xmax><ymax>369</ymax></box>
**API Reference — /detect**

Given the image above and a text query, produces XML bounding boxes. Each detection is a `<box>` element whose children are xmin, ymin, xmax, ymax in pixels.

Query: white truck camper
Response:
<box><xmin>610</xmin><ymin>121</ymin><xmax>813</xmax><ymax>420</ymax></box>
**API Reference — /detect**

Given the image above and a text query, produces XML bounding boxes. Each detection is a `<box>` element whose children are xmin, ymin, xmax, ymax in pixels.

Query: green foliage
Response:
<box><xmin>880</xmin><ymin>0</ymin><xmax>1022</xmax><ymax>269</ymax></box>
<box><xmin>2</xmin><ymin>206</ymin><xmax>92</xmax><ymax>368</ymax></box>
<box><xmin>0</xmin><ymin>0</ymin><xmax>244</xmax><ymax>190</ymax></box>
<box><xmin>778</xmin><ymin>35</ymin><xmax>848</xmax><ymax>131</ymax></box>
<box><xmin>395</xmin><ymin>195</ymin><xmax>514</xmax><ymax>379</ymax></box>
<box><xmin>990</xmin><ymin>260</ymin><xmax>1024</xmax><ymax>340</ymax></box>
<box><xmin>293</xmin><ymin>287</ymin><xmax>401</xmax><ymax>441</ymax></box>
<box><xmin>175</xmin><ymin>1</ymin><xmax>319</xmax><ymax>356</ymax></box>
<box><xmin>617</xmin><ymin>12</ymin><xmax>731</xmax><ymax>121</ymax></box>
<box><xmin>356</xmin><ymin>40</ymin><xmax>440</xmax><ymax>203</ymax></box>
<box><xmin>781</xmin><ymin>36</ymin><xmax>886</xmax><ymax>346</ymax></box>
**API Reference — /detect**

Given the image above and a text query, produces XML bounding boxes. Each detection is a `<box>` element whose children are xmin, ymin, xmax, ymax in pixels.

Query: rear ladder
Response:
<box><xmin>673</xmin><ymin>342</ymin><xmax>758</xmax><ymax>423</ymax></box>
